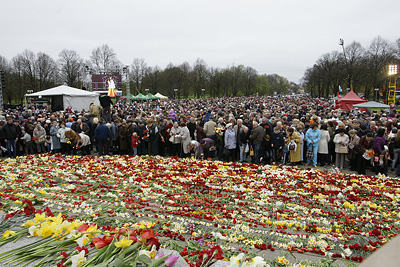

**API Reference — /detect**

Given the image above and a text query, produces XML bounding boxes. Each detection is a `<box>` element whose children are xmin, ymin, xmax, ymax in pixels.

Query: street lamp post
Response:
<box><xmin>174</xmin><ymin>88</ymin><xmax>178</xmax><ymax>99</ymax></box>
<box><xmin>339</xmin><ymin>38</ymin><xmax>351</xmax><ymax>91</ymax></box>
<box><xmin>374</xmin><ymin>88</ymin><xmax>379</xmax><ymax>101</ymax></box>
<box><xmin>388</xmin><ymin>65</ymin><xmax>398</xmax><ymax>105</ymax></box>
<box><xmin>145</xmin><ymin>88</ymin><xmax>149</xmax><ymax>94</ymax></box>
<box><xmin>202</xmin><ymin>88</ymin><xmax>205</xmax><ymax>98</ymax></box>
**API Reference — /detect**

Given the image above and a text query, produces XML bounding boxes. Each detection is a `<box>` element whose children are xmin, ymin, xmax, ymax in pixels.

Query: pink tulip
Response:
<box><xmin>165</xmin><ymin>254</ymin><xmax>179</xmax><ymax>267</ymax></box>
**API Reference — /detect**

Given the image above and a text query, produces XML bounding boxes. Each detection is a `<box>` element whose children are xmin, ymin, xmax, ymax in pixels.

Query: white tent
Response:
<box><xmin>353</xmin><ymin>101</ymin><xmax>390</xmax><ymax>109</ymax></box>
<box><xmin>25</xmin><ymin>85</ymin><xmax>100</xmax><ymax>111</ymax></box>
<box><xmin>155</xmin><ymin>93</ymin><xmax>169</xmax><ymax>100</ymax></box>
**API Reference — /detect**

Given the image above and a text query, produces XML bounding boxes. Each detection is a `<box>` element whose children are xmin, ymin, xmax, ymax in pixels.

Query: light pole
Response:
<box><xmin>388</xmin><ymin>65</ymin><xmax>398</xmax><ymax>105</ymax></box>
<box><xmin>174</xmin><ymin>88</ymin><xmax>178</xmax><ymax>99</ymax></box>
<box><xmin>145</xmin><ymin>88</ymin><xmax>149</xmax><ymax>95</ymax></box>
<box><xmin>375</xmin><ymin>88</ymin><xmax>379</xmax><ymax>101</ymax></box>
<box><xmin>339</xmin><ymin>38</ymin><xmax>351</xmax><ymax>90</ymax></box>
<box><xmin>202</xmin><ymin>88</ymin><xmax>205</xmax><ymax>98</ymax></box>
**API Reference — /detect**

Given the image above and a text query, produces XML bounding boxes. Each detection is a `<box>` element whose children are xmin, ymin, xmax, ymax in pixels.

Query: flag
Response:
<box><xmin>339</xmin><ymin>85</ymin><xmax>342</xmax><ymax>93</ymax></box>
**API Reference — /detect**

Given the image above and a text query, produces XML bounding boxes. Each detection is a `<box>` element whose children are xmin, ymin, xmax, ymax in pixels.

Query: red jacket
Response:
<box><xmin>131</xmin><ymin>136</ymin><xmax>139</xmax><ymax>148</ymax></box>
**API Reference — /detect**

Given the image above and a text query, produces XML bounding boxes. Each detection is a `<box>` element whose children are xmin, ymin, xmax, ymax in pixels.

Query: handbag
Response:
<box><xmin>288</xmin><ymin>140</ymin><xmax>297</xmax><ymax>152</ymax></box>
<box><xmin>306</xmin><ymin>148</ymin><xmax>314</xmax><ymax>158</ymax></box>
<box><xmin>38</xmin><ymin>137</ymin><xmax>46</xmax><ymax>143</ymax></box>
<box><xmin>249</xmin><ymin>145</ymin><xmax>255</xmax><ymax>156</ymax></box>
<box><xmin>169</xmin><ymin>136</ymin><xmax>175</xmax><ymax>143</ymax></box>
<box><xmin>222</xmin><ymin>148</ymin><xmax>230</xmax><ymax>159</ymax></box>
<box><xmin>244</xmin><ymin>143</ymin><xmax>249</xmax><ymax>153</ymax></box>
<box><xmin>339</xmin><ymin>145</ymin><xmax>348</xmax><ymax>154</ymax></box>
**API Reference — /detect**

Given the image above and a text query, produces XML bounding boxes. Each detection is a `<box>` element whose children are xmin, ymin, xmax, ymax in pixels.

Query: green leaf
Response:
<box><xmin>137</xmin><ymin>254</ymin><xmax>152</xmax><ymax>266</ymax></box>
<box><xmin>109</xmin><ymin>257</ymin><xmax>132</xmax><ymax>267</ymax></box>
<box><xmin>120</xmin><ymin>242</ymin><xmax>142</xmax><ymax>259</ymax></box>
<box><xmin>148</xmin><ymin>255</ymin><xmax>169</xmax><ymax>267</ymax></box>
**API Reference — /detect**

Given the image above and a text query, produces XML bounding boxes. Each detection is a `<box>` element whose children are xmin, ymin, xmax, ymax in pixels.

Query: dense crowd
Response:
<box><xmin>1</xmin><ymin>94</ymin><xmax>400</xmax><ymax>176</ymax></box>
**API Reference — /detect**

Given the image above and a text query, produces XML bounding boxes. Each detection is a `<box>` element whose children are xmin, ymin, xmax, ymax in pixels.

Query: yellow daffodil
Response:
<box><xmin>34</xmin><ymin>213</ymin><xmax>47</xmax><ymax>223</ymax></box>
<box><xmin>2</xmin><ymin>230</ymin><xmax>16</xmax><ymax>238</ymax></box>
<box><xmin>22</xmin><ymin>220</ymin><xmax>35</xmax><ymax>228</ymax></box>
<box><xmin>71</xmin><ymin>250</ymin><xmax>86</xmax><ymax>267</ymax></box>
<box><xmin>115</xmin><ymin>237</ymin><xmax>133</xmax><ymax>248</ymax></box>
<box><xmin>76</xmin><ymin>234</ymin><xmax>90</xmax><ymax>247</ymax></box>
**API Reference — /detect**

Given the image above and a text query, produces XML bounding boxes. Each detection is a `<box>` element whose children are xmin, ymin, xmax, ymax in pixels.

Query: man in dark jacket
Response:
<box><xmin>249</xmin><ymin>121</ymin><xmax>265</xmax><ymax>164</ymax></box>
<box><xmin>135</xmin><ymin>121</ymin><xmax>147</xmax><ymax>156</ymax></box>
<box><xmin>358</xmin><ymin>133</ymin><xmax>374</xmax><ymax>175</ymax></box>
<box><xmin>94</xmin><ymin>120</ymin><xmax>111</xmax><ymax>155</ymax></box>
<box><xmin>2</xmin><ymin>117</ymin><xmax>20</xmax><ymax>157</ymax></box>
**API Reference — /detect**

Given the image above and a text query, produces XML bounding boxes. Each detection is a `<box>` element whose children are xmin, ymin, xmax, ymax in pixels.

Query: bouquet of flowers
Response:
<box><xmin>215</xmin><ymin>127</ymin><xmax>224</xmax><ymax>137</ymax></box>
<box><xmin>363</xmin><ymin>149</ymin><xmax>375</xmax><ymax>160</ymax></box>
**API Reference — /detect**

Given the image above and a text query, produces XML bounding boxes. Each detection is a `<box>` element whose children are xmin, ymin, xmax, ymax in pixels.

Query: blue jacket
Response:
<box><xmin>94</xmin><ymin>124</ymin><xmax>111</xmax><ymax>141</ymax></box>
<box><xmin>305</xmin><ymin>128</ymin><xmax>321</xmax><ymax>148</ymax></box>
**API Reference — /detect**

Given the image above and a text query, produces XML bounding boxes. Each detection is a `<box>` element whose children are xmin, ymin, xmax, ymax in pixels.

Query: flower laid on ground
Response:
<box><xmin>0</xmin><ymin>154</ymin><xmax>400</xmax><ymax>266</ymax></box>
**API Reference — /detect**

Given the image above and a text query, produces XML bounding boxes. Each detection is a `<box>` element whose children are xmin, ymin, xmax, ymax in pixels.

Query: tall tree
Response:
<box><xmin>36</xmin><ymin>52</ymin><xmax>58</xmax><ymax>91</ymax></box>
<box><xmin>208</xmin><ymin>67</ymin><xmax>225</xmax><ymax>97</ymax></box>
<box><xmin>90</xmin><ymin>44</ymin><xmax>119</xmax><ymax>71</ymax></box>
<box><xmin>364</xmin><ymin>36</ymin><xmax>396</xmax><ymax>98</ymax></box>
<box><xmin>130</xmin><ymin>58</ymin><xmax>148</xmax><ymax>94</ymax></box>
<box><xmin>192</xmin><ymin>59</ymin><xmax>209</xmax><ymax>97</ymax></box>
<box><xmin>0</xmin><ymin>55</ymin><xmax>13</xmax><ymax>104</ymax></box>
<box><xmin>58</xmin><ymin>49</ymin><xmax>83</xmax><ymax>88</ymax></box>
<box><xmin>143</xmin><ymin>66</ymin><xmax>162</xmax><ymax>95</ymax></box>
<box><xmin>20</xmin><ymin>50</ymin><xmax>37</xmax><ymax>92</ymax></box>
<box><xmin>244</xmin><ymin>66</ymin><xmax>258</xmax><ymax>96</ymax></box>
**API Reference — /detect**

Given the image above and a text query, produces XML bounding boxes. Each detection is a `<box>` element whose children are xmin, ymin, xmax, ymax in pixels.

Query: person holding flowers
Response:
<box><xmin>333</xmin><ymin>128</ymin><xmax>349</xmax><ymax>169</ymax></box>
<box><xmin>305</xmin><ymin>122</ymin><xmax>321</xmax><ymax>168</ymax></box>
<box><xmin>358</xmin><ymin>132</ymin><xmax>374</xmax><ymax>175</ymax></box>
<box><xmin>170</xmin><ymin>121</ymin><xmax>181</xmax><ymax>157</ymax></box>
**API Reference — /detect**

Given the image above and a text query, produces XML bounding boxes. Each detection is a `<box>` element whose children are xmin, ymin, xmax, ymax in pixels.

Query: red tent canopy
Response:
<box><xmin>335</xmin><ymin>90</ymin><xmax>367</xmax><ymax>111</ymax></box>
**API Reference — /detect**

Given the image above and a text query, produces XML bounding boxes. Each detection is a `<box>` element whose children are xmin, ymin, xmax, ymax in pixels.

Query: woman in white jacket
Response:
<box><xmin>333</xmin><ymin>128</ymin><xmax>349</xmax><ymax>169</ymax></box>
<box><xmin>318</xmin><ymin>123</ymin><xmax>330</xmax><ymax>166</ymax></box>
<box><xmin>170</xmin><ymin>121</ymin><xmax>181</xmax><ymax>157</ymax></box>
<box><xmin>179</xmin><ymin>122</ymin><xmax>191</xmax><ymax>158</ymax></box>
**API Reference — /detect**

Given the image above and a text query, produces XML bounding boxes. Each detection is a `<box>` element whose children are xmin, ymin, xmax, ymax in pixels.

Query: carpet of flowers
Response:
<box><xmin>0</xmin><ymin>154</ymin><xmax>400</xmax><ymax>266</ymax></box>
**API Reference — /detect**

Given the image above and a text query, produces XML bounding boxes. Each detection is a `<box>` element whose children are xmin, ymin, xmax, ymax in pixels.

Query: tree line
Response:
<box><xmin>301</xmin><ymin>36</ymin><xmax>400</xmax><ymax>100</ymax></box>
<box><xmin>0</xmin><ymin>44</ymin><xmax>297</xmax><ymax>104</ymax></box>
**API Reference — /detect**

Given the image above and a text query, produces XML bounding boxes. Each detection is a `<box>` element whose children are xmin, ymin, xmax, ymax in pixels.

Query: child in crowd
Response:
<box><xmin>131</xmin><ymin>132</ymin><xmax>139</xmax><ymax>156</ymax></box>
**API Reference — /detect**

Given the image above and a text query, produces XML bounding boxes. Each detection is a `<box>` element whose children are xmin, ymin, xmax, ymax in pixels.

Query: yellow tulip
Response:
<box><xmin>115</xmin><ymin>237</ymin><xmax>133</xmax><ymax>248</ymax></box>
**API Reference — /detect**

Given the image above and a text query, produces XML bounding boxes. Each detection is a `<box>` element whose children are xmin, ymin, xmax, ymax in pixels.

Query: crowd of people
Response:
<box><xmin>1</xmin><ymin>94</ymin><xmax>399</xmax><ymax>176</ymax></box>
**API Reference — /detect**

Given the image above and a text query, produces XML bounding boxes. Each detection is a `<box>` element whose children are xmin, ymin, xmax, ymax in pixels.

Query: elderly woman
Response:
<box><xmin>179</xmin><ymin>122</ymin><xmax>191</xmax><ymax>158</ymax></box>
<box><xmin>287</xmin><ymin>127</ymin><xmax>301</xmax><ymax>165</ymax></box>
<box><xmin>334</xmin><ymin>128</ymin><xmax>349</xmax><ymax>169</ymax></box>
<box><xmin>317</xmin><ymin>123</ymin><xmax>330</xmax><ymax>167</ymax></box>
<box><xmin>224</xmin><ymin>123</ymin><xmax>236</xmax><ymax>162</ymax></box>
<box><xmin>33</xmin><ymin>123</ymin><xmax>46</xmax><ymax>154</ymax></box>
<box><xmin>49</xmin><ymin>121</ymin><xmax>61</xmax><ymax>154</ymax></box>
<box><xmin>169</xmin><ymin>121</ymin><xmax>181</xmax><ymax>157</ymax></box>
<box><xmin>305</xmin><ymin>122</ymin><xmax>321</xmax><ymax>168</ymax></box>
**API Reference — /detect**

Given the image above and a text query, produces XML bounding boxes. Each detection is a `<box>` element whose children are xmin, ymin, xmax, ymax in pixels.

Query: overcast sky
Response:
<box><xmin>1</xmin><ymin>0</ymin><xmax>399</xmax><ymax>84</ymax></box>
